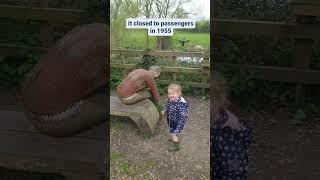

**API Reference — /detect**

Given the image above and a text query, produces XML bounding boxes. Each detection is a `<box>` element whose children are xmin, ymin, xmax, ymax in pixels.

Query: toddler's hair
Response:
<box><xmin>212</xmin><ymin>71</ymin><xmax>228</xmax><ymax>103</ymax></box>
<box><xmin>212</xmin><ymin>71</ymin><xmax>230</xmax><ymax>124</ymax></box>
<box><xmin>168</xmin><ymin>83</ymin><xmax>182</xmax><ymax>95</ymax></box>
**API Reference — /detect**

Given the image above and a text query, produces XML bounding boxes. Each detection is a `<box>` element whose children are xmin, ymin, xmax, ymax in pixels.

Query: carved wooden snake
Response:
<box><xmin>22</xmin><ymin>23</ymin><xmax>108</xmax><ymax>137</ymax></box>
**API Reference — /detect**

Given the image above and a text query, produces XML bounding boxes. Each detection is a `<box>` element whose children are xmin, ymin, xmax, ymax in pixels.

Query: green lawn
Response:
<box><xmin>111</xmin><ymin>29</ymin><xmax>209</xmax><ymax>51</ymax></box>
<box><xmin>171</xmin><ymin>31</ymin><xmax>209</xmax><ymax>50</ymax></box>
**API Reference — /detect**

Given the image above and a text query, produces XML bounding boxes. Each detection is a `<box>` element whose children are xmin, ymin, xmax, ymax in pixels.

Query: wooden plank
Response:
<box><xmin>291</xmin><ymin>0</ymin><xmax>320</xmax><ymax>3</ymax></box>
<box><xmin>158</xmin><ymin>80</ymin><xmax>209</xmax><ymax>88</ymax></box>
<box><xmin>0</xmin><ymin>43</ymin><xmax>47</xmax><ymax>55</ymax></box>
<box><xmin>292</xmin><ymin>15</ymin><xmax>315</xmax><ymax>104</ymax></box>
<box><xmin>111</xmin><ymin>49</ymin><xmax>209</xmax><ymax>58</ymax></box>
<box><xmin>291</xmin><ymin>0</ymin><xmax>320</xmax><ymax>16</ymax></box>
<box><xmin>0</xmin><ymin>110</ymin><xmax>107</xmax><ymax>175</ymax></box>
<box><xmin>0</xmin><ymin>110</ymin><xmax>107</xmax><ymax>140</ymax></box>
<box><xmin>111</xmin><ymin>75</ymin><xmax>209</xmax><ymax>88</ymax></box>
<box><xmin>214</xmin><ymin>63</ymin><xmax>320</xmax><ymax>84</ymax></box>
<box><xmin>291</xmin><ymin>4</ymin><xmax>320</xmax><ymax>16</ymax></box>
<box><xmin>39</xmin><ymin>0</ymin><xmax>54</xmax><ymax>47</ymax></box>
<box><xmin>212</xmin><ymin>18</ymin><xmax>320</xmax><ymax>39</ymax></box>
<box><xmin>0</xmin><ymin>131</ymin><xmax>106</xmax><ymax>173</ymax></box>
<box><xmin>111</xmin><ymin>63</ymin><xmax>209</xmax><ymax>88</ymax></box>
<box><xmin>213</xmin><ymin>18</ymin><xmax>294</xmax><ymax>37</ymax></box>
<box><xmin>111</xmin><ymin>63</ymin><xmax>208</xmax><ymax>74</ymax></box>
<box><xmin>76</xmin><ymin>0</ymin><xmax>89</xmax><ymax>9</ymax></box>
<box><xmin>0</xmin><ymin>153</ymin><xmax>105</xmax><ymax>176</ymax></box>
<box><xmin>0</xmin><ymin>5</ymin><xmax>86</xmax><ymax>23</ymax></box>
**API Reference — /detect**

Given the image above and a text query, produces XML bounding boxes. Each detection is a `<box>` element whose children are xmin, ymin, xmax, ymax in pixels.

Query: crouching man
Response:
<box><xmin>116</xmin><ymin>66</ymin><xmax>161</xmax><ymax>105</ymax></box>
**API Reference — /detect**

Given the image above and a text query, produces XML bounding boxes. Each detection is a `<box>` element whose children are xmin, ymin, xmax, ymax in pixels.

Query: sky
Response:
<box><xmin>183</xmin><ymin>0</ymin><xmax>210</xmax><ymax>20</ymax></box>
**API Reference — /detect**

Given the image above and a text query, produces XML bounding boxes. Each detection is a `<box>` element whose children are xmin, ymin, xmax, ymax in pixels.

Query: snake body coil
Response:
<box><xmin>22</xmin><ymin>23</ymin><xmax>108</xmax><ymax>137</ymax></box>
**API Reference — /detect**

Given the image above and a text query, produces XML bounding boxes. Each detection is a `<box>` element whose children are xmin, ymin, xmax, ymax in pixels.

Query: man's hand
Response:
<box><xmin>155</xmin><ymin>103</ymin><xmax>163</xmax><ymax>112</ymax></box>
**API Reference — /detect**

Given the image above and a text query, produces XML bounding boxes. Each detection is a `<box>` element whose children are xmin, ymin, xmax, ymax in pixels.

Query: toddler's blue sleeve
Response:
<box><xmin>173</xmin><ymin>101</ymin><xmax>189</xmax><ymax>134</ymax></box>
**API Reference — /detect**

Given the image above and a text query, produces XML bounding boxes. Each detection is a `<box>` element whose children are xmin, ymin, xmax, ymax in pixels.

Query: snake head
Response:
<box><xmin>22</xmin><ymin>23</ymin><xmax>109</xmax><ymax>137</ymax></box>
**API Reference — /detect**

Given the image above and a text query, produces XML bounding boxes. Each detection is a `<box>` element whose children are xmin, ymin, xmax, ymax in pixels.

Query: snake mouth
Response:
<box><xmin>35</xmin><ymin>101</ymin><xmax>82</xmax><ymax>121</ymax></box>
<box><xmin>25</xmin><ymin>92</ymin><xmax>107</xmax><ymax>137</ymax></box>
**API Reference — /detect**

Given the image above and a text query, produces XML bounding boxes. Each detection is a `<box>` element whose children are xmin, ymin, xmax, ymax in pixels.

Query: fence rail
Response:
<box><xmin>0</xmin><ymin>2</ymin><xmax>104</xmax><ymax>57</ymax></box>
<box><xmin>213</xmin><ymin>18</ymin><xmax>320</xmax><ymax>39</ymax></box>
<box><xmin>0</xmin><ymin>5</ymin><xmax>86</xmax><ymax>23</ymax></box>
<box><xmin>111</xmin><ymin>49</ymin><xmax>210</xmax><ymax>58</ymax></box>
<box><xmin>213</xmin><ymin>0</ymin><xmax>320</xmax><ymax>103</ymax></box>
<box><xmin>291</xmin><ymin>0</ymin><xmax>320</xmax><ymax>16</ymax></box>
<box><xmin>0</xmin><ymin>44</ymin><xmax>47</xmax><ymax>56</ymax></box>
<box><xmin>215</xmin><ymin>63</ymin><xmax>320</xmax><ymax>84</ymax></box>
<box><xmin>111</xmin><ymin>49</ymin><xmax>210</xmax><ymax>89</ymax></box>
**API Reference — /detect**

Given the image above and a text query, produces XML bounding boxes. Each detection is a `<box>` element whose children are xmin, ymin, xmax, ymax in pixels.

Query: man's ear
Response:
<box><xmin>151</xmin><ymin>71</ymin><xmax>158</xmax><ymax>78</ymax></box>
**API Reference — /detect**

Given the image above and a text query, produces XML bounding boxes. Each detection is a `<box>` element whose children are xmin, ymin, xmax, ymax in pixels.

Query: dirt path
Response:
<box><xmin>110</xmin><ymin>93</ymin><xmax>210</xmax><ymax>180</ymax></box>
<box><xmin>233</xmin><ymin>105</ymin><xmax>320</xmax><ymax>180</ymax></box>
<box><xmin>2</xmin><ymin>88</ymin><xmax>319</xmax><ymax>179</ymax></box>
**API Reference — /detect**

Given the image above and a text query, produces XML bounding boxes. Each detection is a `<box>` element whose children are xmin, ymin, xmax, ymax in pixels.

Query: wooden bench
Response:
<box><xmin>0</xmin><ymin>110</ymin><xmax>107</xmax><ymax>180</ymax></box>
<box><xmin>110</xmin><ymin>96</ymin><xmax>159</xmax><ymax>135</ymax></box>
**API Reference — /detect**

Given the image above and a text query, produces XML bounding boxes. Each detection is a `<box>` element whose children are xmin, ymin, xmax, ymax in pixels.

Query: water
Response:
<box><xmin>176</xmin><ymin>56</ymin><xmax>204</xmax><ymax>63</ymax></box>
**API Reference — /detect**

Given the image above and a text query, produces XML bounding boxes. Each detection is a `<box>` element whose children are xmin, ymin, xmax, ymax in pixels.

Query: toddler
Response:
<box><xmin>161</xmin><ymin>83</ymin><xmax>189</xmax><ymax>151</ymax></box>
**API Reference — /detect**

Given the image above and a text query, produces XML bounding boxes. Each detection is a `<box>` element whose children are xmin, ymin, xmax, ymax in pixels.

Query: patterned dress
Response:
<box><xmin>211</xmin><ymin>110</ymin><xmax>253</xmax><ymax>180</ymax></box>
<box><xmin>164</xmin><ymin>96</ymin><xmax>189</xmax><ymax>134</ymax></box>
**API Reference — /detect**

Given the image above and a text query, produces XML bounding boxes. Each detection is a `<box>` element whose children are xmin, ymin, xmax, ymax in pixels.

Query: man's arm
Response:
<box><xmin>143</xmin><ymin>73</ymin><xmax>160</xmax><ymax>103</ymax></box>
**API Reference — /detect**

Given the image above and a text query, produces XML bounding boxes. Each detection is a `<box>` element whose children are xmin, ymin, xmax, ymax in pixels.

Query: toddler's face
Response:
<box><xmin>168</xmin><ymin>88</ymin><xmax>180</xmax><ymax>101</ymax></box>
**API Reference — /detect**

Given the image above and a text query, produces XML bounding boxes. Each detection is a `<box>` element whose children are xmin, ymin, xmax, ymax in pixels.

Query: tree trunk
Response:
<box><xmin>146</xmin><ymin>31</ymin><xmax>150</xmax><ymax>48</ymax></box>
<box><xmin>157</xmin><ymin>37</ymin><xmax>171</xmax><ymax>50</ymax></box>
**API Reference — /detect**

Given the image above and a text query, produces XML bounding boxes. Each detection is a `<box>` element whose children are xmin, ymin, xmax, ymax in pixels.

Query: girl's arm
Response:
<box><xmin>161</xmin><ymin>101</ymin><xmax>168</xmax><ymax>116</ymax></box>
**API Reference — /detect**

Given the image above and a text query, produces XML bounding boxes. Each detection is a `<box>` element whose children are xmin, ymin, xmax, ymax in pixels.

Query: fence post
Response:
<box><xmin>172</xmin><ymin>55</ymin><xmax>177</xmax><ymax>81</ymax></box>
<box><xmin>201</xmin><ymin>55</ymin><xmax>210</xmax><ymax>94</ymax></box>
<box><xmin>293</xmin><ymin>15</ymin><xmax>316</xmax><ymax>104</ymax></box>
<box><xmin>39</xmin><ymin>0</ymin><xmax>54</xmax><ymax>47</ymax></box>
<box><xmin>76</xmin><ymin>0</ymin><xmax>88</xmax><ymax>9</ymax></box>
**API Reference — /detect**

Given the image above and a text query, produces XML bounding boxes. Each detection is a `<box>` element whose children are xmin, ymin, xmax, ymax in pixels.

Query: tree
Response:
<box><xmin>152</xmin><ymin>0</ymin><xmax>191</xmax><ymax>50</ymax></box>
<box><xmin>110</xmin><ymin>0</ymin><xmax>194</xmax><ymax>49</ymax></box>
<box><xmin>140</xmin><ymin>0</ymin><xmax>154</xmax><ymax>47</ymax></box>
<box><xmin>110</xmin><ymin>0</ymin><xmax>142</xmax><ymax>48</ymax></box>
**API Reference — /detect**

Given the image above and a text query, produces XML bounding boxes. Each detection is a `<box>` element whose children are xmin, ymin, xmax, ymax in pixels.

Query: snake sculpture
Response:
<box><xmin>22</xmin><ymin>23</ymin><xmax>108</xmax><ymax>137</ymax></box>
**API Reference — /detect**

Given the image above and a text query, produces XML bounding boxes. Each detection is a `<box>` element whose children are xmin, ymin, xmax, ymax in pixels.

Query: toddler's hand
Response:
<box><xmin>161</xmin><ymin>111</ymin><xmax>165</xmax><ymax>116</ymax></box>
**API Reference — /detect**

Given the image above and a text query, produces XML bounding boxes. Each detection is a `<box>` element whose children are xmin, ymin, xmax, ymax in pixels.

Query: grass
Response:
<box><xmin>110</xmin><ymin>117</ymin><xmax>125</xmax><ymax>131</ymax></box>
<box><xmin>171</xmin><ymin>30</ymin><xmax>210</xmax><ymax>50</ymax></box>
<box><xmin>111</xmin><ymin>152</ymin><xmax>125</xmax><ymax>161</ymax></box>
<box><xmin>111</xmin><ymin>29</ymin><xmax>209</xmax><ymax>51</ymax></box>
<box><xmin>111</xmin><ymin>150</ymin><xmax>161</xmax><ymax>179</ymax></box>
<box><xmin>118</xmin><ymin>161</ymin><xmax>132</xmax><ymax>175</ymax></box>
<box><xmin>142</xmin><ymin>132</ymin><xmax>152</xmax><ymax>140</ymax></box>
<box><xmin>111</xmin><ymin>151</ymin><xmax>133</xmax><ymax>176</ymax></box>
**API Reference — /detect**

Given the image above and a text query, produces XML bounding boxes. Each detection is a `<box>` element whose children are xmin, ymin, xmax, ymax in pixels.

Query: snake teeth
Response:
<box><xmin>38</xmin><ymin>101</ymin><xmax>82</xmax><ymax>121</ymax></box>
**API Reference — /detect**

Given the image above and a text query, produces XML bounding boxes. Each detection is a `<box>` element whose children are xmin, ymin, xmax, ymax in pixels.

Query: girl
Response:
<box><xmin>161</xmin><ymin>83</ymin><xmax>189</xmax><ymax>152</ymax></box>
<box><xmin>211</xmin><ymin>72</ymin><xmax>253</xmax><ymax>179</ymax></box>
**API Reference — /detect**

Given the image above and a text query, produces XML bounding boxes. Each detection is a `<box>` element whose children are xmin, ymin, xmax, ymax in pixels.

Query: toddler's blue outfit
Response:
<box><xmin>164</xmin><ymin>96</ymin><xmax>189</xmax><ymax>135</ymax></box>
<box><xmin>211</xmin><ymin>110</ymin><xmax>253</xmax><ymax>180</ymax></box>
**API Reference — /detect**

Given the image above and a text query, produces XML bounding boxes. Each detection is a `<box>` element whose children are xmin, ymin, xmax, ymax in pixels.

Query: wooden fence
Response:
<box><xmin>0</xmin><ymin>0</ymin><xmax>104</xmax><ymax>57</ymax></box>
<box><xmin>111</xmin><ymin>49</ymin><xmax>210</xmax><ymax>89</ymax></box>
<box><xmin>213</xmin><ymin>0</ymin><xmax>320</xmax><ymax>103</ymax></box>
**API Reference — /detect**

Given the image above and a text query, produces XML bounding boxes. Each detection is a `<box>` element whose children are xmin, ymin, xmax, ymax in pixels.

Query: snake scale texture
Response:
<box><xmin>22</xmin><ymin>23</ymin><xmax>108</xmax><ymax>137</ymax></box>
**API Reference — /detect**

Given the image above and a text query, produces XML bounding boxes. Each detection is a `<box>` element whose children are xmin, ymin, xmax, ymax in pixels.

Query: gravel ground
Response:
<box><xmin>110</xmin><ymin>94</ymin><xmax>210</xmax><ymax>180</ymax></box>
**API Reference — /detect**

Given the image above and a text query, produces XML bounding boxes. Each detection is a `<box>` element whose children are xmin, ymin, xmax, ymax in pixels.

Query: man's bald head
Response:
<box><xmin>149</xmin><ymin>66</ymin><xmax>161</xmax><ymax>77</ymax></box>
